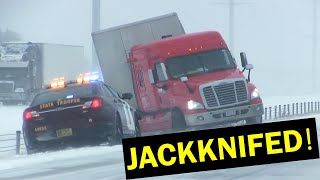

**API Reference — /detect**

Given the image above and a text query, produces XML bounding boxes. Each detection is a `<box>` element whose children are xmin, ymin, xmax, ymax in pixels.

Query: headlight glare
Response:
<box><xmin>251</xmin><ymin>88</ymin><xmax>260</xmax><ymax>99</ymax></box>
<box><xmin>187</xmin><ymin>100</ymin><xmax>204</xmax><ymax>110</ymax></box>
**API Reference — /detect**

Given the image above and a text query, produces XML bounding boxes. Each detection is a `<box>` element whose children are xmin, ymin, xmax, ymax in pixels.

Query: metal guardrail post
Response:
<box><xmin>296</xmin><ymin>103</ymin><xmax>298</xmax><ymax>115</ymax></box>
<box><xmin>301</xmin><ymin>103</ymin><xmax>303</xmax><ymax>114</ymax></box>
<box><xmin>304</xmin><ymin>102</ymin><xmax>306</xmax><ymax>114</ymax></box>
<box><xmin>287</xmin><ymin>104</ymin><xmax>290</xmax><ymax>116</ymax></box>
<box><xmin>279</xmin><ymin>105</ymin><xmax>282</xmax><ymax>118</ymax></box>
<box><xmin>292</xmin><ymin>103</ymin><xmax>295</xmax><ymax>115</ymax></box>
<box><xmin>308</xmin><ymin>102</ymin><xmax>310</xmax><ymax>113</ymax></box>
<box><xmin>283</xmin><ymin>105</ymin><xmax>286</xmax><ymax>117</ymax></box>
<box><xmin>264</xmin><ymin>107</ymin><xmax>267</xmax><ymax>120</ymax></box>
<box><xmin>275</xmin><ymin>106</ymin><xmax>277</xmax><ymax>119</ymax></box>
<box><xmin>311</xmin><ymin>102</ymin><xmax>314</xmax><ymax>112</ymax></box>
<box><xmin>16</xmin><ymin>131</ymin><xmax>21</xmax><ymax>155</ymax></box>
<box><xmin>269</xmin><ymin>107</ymin><xmax>272</xmax><ymax>120</ymax></box>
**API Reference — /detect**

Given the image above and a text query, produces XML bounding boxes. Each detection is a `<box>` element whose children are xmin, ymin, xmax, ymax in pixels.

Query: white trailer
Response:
<box><xmin>92</xmin><ymin>12</ymin><xmax>185</xmax><ymax>108</ymax></box>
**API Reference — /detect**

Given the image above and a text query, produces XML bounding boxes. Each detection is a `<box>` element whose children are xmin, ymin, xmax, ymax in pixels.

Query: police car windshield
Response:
<box><xmin>31</xmin><ymin>84</ymin><xmax>98</xmax><ymax>106</ymax></box>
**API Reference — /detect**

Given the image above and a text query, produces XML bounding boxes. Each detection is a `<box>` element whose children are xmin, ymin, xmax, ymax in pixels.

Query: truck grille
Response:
<box><xmin>200</xmin><ymin>79</ymin><xmax>249</xmax><ymax>109</ymax></box>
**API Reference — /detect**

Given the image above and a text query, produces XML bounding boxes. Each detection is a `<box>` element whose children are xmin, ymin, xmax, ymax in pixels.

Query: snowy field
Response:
<box><xmin>1</xmin><ymin>95</ymin><xmax>320</xmax><ymax>179</ymax></box>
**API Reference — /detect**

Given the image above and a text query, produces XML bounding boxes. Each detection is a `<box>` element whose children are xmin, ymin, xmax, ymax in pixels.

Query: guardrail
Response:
<box><xmin>0</xmin><ymin>131</ymin><xmax>25</xmax><ymax>155</ymax></box>
<box><xmin>1</xmin><ymin>101</ymin><xmax>320</xmax><ymax>156</ymax></box>
<box><xmin>263</xmin><ymin>101</ymin><xmax>320</xmax><ymax>121</ymax></box>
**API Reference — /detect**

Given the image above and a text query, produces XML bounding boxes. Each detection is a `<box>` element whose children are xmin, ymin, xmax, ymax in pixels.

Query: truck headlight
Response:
<box><xmin>251</xmin><ymin>88</ymin><xmax>260</xmax><ymax>99</ymax></box>
<box><xmin>187</xmin><ymin>100</ymin><xmax>204</xmax><ymax>110</ymax></box>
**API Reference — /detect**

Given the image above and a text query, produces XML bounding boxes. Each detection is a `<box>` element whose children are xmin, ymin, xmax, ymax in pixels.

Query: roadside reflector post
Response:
<box><xmin>279</xmin><ymin>105</ymin><xmax>281</xmax><ymax>118</ymax></box>
<box><xmin>269</xmin><ymin>107</ymin><xmax>271</xmax><ymax>120</ymax></box>
<box><xmin>16</xmin><ymin>131</ymin><xmax>21</xmax><ymax>155</ymax></box>
<box><xmin>264</xmin><ymin>108</ymin><xmax>267</xmax><ymax>120</ymax></box>
<box><xmin>292</xmin><ymin>103</ymin><xmax>295</xmax><ymax>115</ymax></box>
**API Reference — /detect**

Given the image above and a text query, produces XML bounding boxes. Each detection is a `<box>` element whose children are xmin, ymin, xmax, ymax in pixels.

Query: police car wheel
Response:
<box><xmin>246</xmin><ymin>116</ymin><xmax>263</xmax><ymax>125</ymax></box>
<box><xmin>109</xmin><ymin>114</ymin><xmax>123</xmax><ymax>145</ymax></box>
<box><xmin>23</xmin><ymin>131</ymin><xmax>45</xmax><ymax>154</ymax></box>
<box><xmin>134</xmin><ymin>115</ymin><xmax>141</xmax><ymax>137</ymax></box>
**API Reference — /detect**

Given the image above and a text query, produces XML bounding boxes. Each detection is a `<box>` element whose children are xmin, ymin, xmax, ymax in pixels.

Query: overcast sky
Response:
<box><xmin>0</xmin><ymin>0</ymin><xmax>319</xmax><ymax>97</ymax></box>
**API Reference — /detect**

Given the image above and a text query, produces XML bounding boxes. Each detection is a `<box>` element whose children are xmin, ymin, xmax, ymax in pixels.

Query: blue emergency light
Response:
<box><xmin>66</xmin><ymin>95</ymin><xmax>74</xmax><ymax>99</ymax></box>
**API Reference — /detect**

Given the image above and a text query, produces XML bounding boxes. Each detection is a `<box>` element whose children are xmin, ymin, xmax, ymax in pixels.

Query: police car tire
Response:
<box><xmin>246</xmin><ymin>116</ymin><xmax>263</xmax><ymax>125</ymax></box>
<box><xmin>110</xmin><ymin>114</ymin><xmax>123</xmax><ymax>145</ymax></box>
<box><xmin>172</xmin><ymin>109</ymin><xmax>186</xmax><ymax>131</ymax></box>
<box><xmin>134</xmin><ymin>115</ymin><xmax>141</xmax><ymax>137</ymax></box>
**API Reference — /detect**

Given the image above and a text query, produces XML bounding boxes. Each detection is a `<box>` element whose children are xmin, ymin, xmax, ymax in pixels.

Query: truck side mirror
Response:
<box><xmin>245</xmin><ymin>64</ymin><xmax>253</xmax><ymax>70</ymax></box>
<box><xmin>240</xmin><ymin>52</ymin><xmax>248</xmax><ymax>68</ymax></box>
<box><xmin>148</xmin><ymin>69</ymin><xmax>156</xmax><ymax>84</ymax></box>
<box><xmin>240</xmin><ymin>52</ymin><xmax>254</xmax><ymax>70</ymax></box>
<box><xmin>122</xmin><ymin>93</ymin><xmax>133</xmax><ymax>100</ymax></box>
<box><xmin>155</xmin><ymin>63</ymin><xmax>168</xmax><ymax>81</ymax></box>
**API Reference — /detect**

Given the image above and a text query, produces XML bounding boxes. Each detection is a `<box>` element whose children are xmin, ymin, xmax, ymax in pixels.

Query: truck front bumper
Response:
<box><xmin>184</xmin><ymin>103</ymin><xmax>264</xmax><ymax>127</ymax></box>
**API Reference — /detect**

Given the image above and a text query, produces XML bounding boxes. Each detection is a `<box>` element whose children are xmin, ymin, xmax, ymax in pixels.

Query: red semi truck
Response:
<box><xmin>92</xmin><ymin>13</ymin><xmax>264</xmax><ymax>136</ymax></box>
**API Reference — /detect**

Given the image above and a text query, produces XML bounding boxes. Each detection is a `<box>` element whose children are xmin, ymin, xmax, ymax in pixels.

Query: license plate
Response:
<box><xmin>225</xmin><ymin>110</ymin><xmax>237</xmax><ymax>117</ymax></box>
<box><xmin>56</xmin><ymin>128</ymin><xmax>73</xmax><ymax>138</ymax></box>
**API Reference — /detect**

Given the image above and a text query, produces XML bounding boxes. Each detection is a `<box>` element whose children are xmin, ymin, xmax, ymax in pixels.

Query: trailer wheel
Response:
<box><xmin>172</xmin><ymin>109</ymin><xmax>186</xmax><ymax>131</ymax></box>
<box><xmin>246</xmin><ymin>116</ymin><xmax>263</xmax><ymax>125</ymax></box>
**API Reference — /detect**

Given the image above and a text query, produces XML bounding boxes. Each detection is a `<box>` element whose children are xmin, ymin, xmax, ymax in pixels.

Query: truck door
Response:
<box><xmin>132</xmin><ymin>64</ymin><xmax>161</xmax><ymax>112</ymax></box>
<box><xmin>154</xmin><ymin>63</ymin><xmax>174</xmax><ymax>108</ymax></box>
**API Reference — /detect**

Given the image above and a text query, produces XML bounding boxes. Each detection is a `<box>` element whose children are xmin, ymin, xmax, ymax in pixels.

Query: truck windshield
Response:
<box><xmin>165</xmin><ymin>48</ymin><xmax>236</xmax><ymax>79</ymax></box>
<box><xmin>31</xmin><ymin>84</ymin><xmax>98</xmax><ymax>106</ymax></box>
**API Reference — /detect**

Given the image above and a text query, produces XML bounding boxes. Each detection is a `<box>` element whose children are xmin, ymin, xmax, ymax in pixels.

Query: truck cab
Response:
<box><xmin>92</xmin><ymin>13</ymin><xmax>264</xmax><ymax>136</ymax></box>
<box><xmin>129</xmin><ymin>31</ymin><xmax>263</xmax><ymax>134</ymax></box>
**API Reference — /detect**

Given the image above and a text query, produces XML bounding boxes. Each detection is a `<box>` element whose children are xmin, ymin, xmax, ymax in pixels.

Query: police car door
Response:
<box><xmin>105</xmin><ymin>85</ymin><xmax>135</xmax><ymax>133</ymax></box>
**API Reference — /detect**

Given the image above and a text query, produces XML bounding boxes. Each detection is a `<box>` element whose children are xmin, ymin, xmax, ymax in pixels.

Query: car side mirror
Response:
<box><xmin>122</xmin><ymin>93</ymin><xmax>133</xmax><ymax>100</ymax></box>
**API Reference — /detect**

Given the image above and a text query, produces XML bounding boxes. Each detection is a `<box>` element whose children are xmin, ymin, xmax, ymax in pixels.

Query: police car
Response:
<box><xmin>22</xmin><ymin>72</ymin><xmax>140</xmax><ymax>154</ymax></box>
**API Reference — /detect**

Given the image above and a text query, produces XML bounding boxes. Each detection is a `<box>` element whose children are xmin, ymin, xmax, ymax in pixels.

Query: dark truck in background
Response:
<box><xmin>0</xmin><ymin>42</ymin><xmax>88</xmax><ymax>105</ymax></box>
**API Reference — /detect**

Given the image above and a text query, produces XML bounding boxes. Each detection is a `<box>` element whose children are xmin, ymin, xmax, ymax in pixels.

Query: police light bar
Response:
<box><xmin>77</xmin><ymin>72</ymin><xmax>100</xmax><ymax>84</ymax></box>
<box><xmin>50</xmin><ymin>77</ymin><xmax>65</xmax><ymax>88</ymax></box>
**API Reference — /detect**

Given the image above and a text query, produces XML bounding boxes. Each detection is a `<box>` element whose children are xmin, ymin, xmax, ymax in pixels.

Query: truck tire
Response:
<box><xmin>246</xmin><ymin>116</ymin><xmax>263</xmax><ymax>125</ymax></box>
<box><xmin>172</xmin><ymin>109</ymin><xmax>187</xmax><ymax>131</ymax></box>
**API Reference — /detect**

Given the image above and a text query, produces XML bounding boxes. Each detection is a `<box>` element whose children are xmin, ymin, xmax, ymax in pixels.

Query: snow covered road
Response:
<box><xmin>1</xmin><ymin>95</ymin><xmax>320</xmax><ymax>180</ymax></box>
<box><xmin>0</xmin><ymin>115</ymin><xmax>319</xmax><ymax>180</ymax></box>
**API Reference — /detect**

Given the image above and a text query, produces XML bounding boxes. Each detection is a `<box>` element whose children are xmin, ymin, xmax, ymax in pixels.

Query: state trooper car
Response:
<box><xmin>22</xmin><ymin>72</ymin><xmax>140</xmax><ymax>154</ymax></box>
